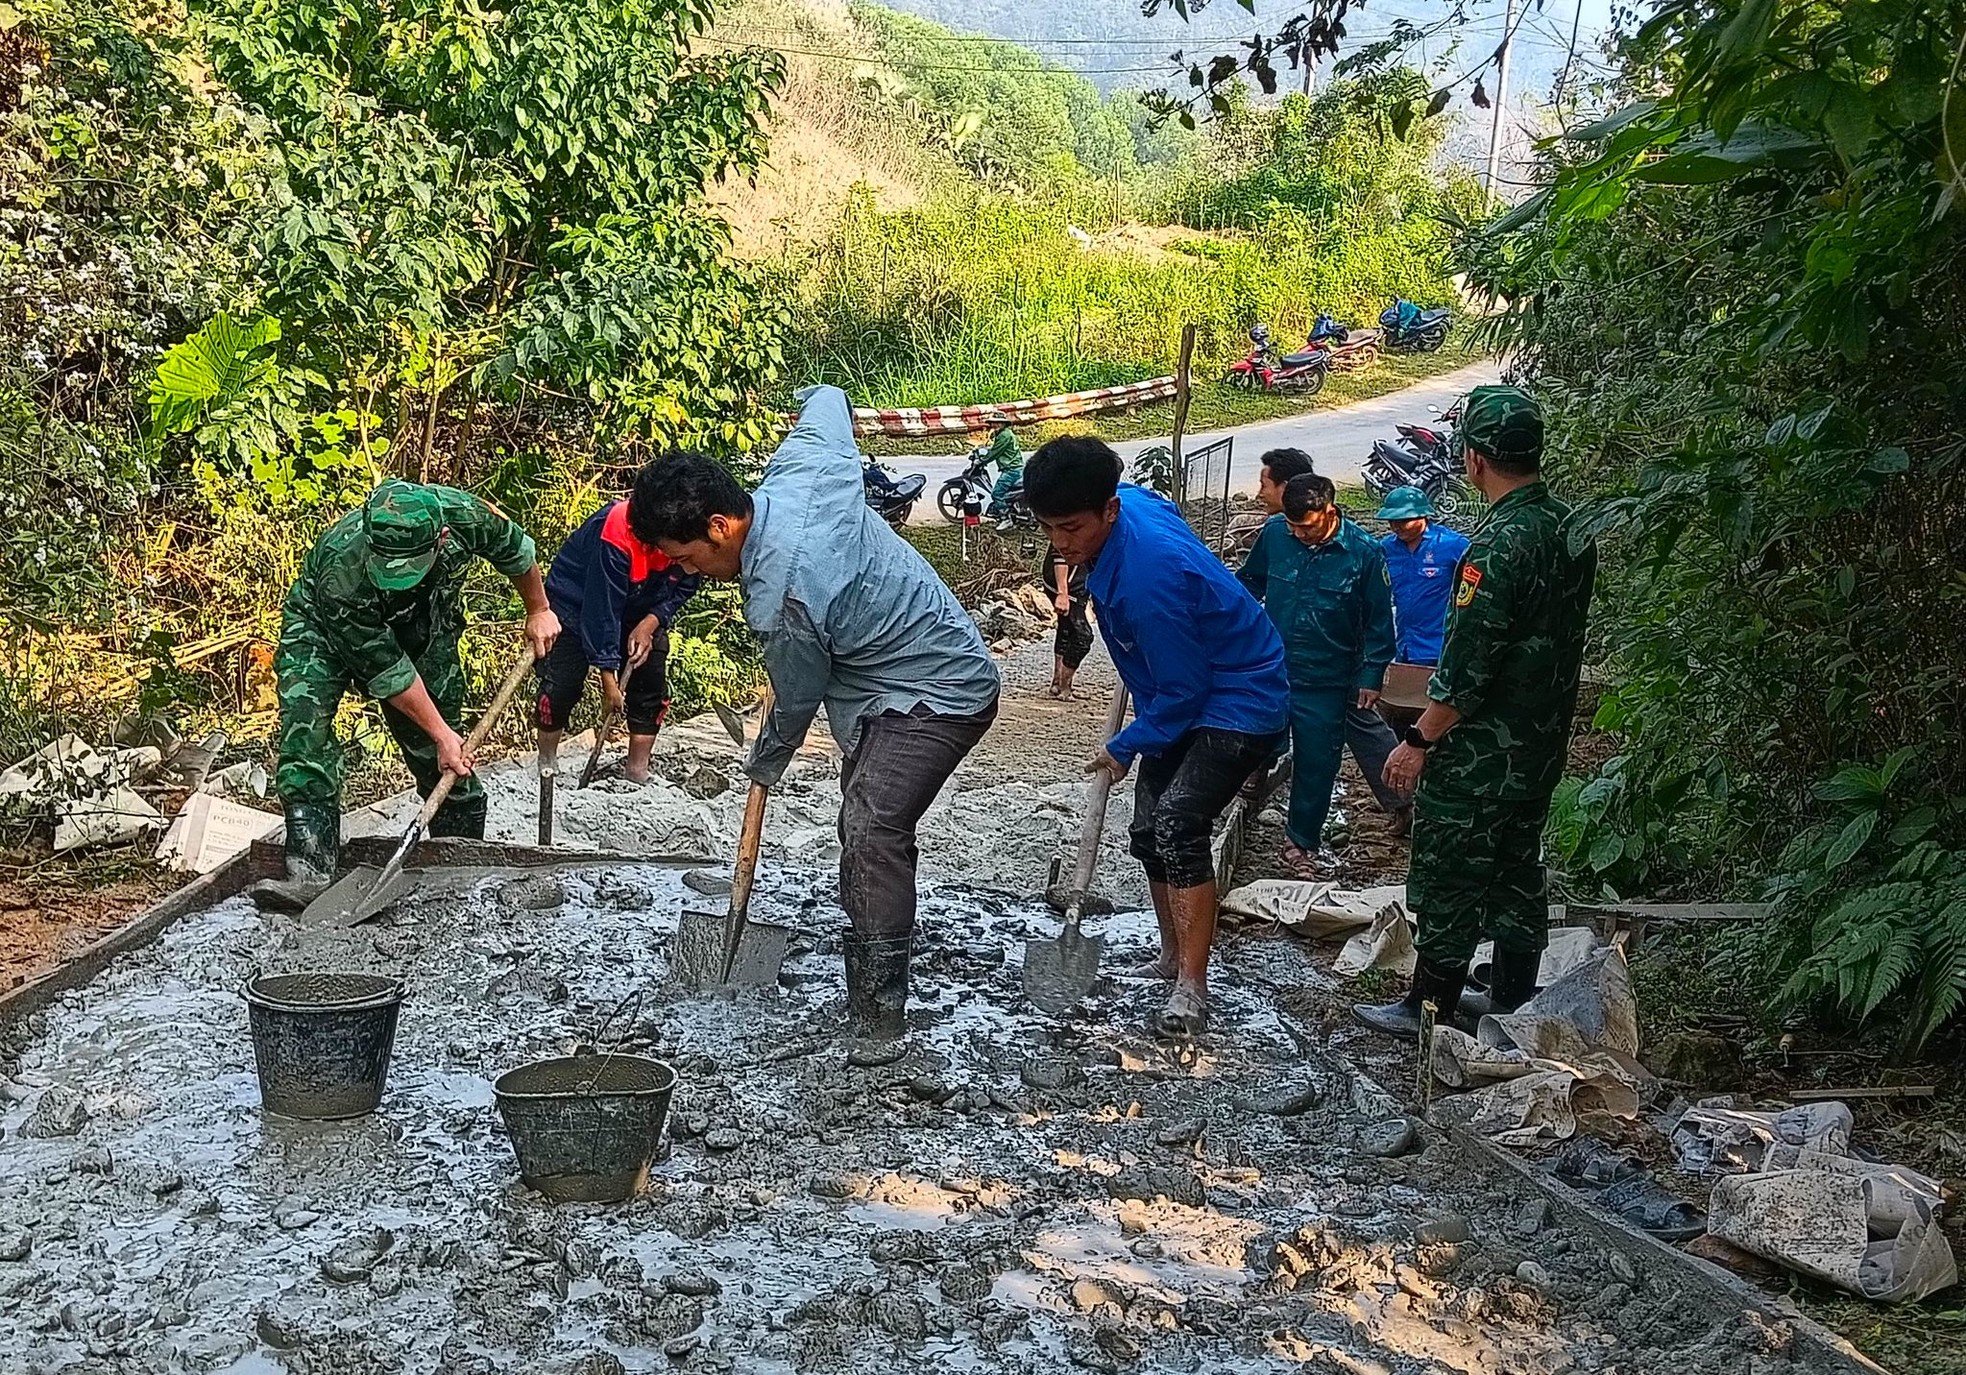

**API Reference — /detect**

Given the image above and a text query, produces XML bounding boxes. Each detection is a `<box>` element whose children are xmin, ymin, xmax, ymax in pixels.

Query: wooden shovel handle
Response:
<box><xmin>718</xmin><ymin>685</ymin><xmax>774</xmax><ymax>981</ymax></box>
<box><xmin>1065</xmin><ymin>684</ymin><xmax>1131</xmax><ymax>917</ymax></box>
<box><xmin>413</xmin><ymin>649</ymin><xmax>537</xmax><ymax>828</ymax></box>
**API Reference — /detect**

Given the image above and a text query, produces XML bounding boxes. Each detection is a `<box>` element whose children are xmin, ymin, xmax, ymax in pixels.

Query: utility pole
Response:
<box><xmin>1485</xmin><ymin>0</ymin><xmax>1517</xmax><ymax>193</ymax></box>
<box><xmin>1300</xmin><ymin>38</ymin><xmax>1315</xmax><ymax>96</ymax></box>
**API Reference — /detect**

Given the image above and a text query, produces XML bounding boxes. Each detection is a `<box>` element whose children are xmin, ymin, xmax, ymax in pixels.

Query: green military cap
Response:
<box><xmin>362</xmin><ymin>481</ymin><xmax>446</xmax><ymax>590</ymax></box>
<box><xmin>1374</xmin><ymin>485</ymin><xmax>1435</xmax><ymax>521</ymax></box>
<box><xmin>1458</xmin><ymin>385</ymin><xmax>1543</xmax><ymax>463</ymax></box>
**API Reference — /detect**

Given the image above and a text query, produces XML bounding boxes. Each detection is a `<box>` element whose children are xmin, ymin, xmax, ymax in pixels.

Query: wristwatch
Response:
<box><xmin>1402</xmin><ymin>725</ymin><xmax>1436</xmax><ymax>751</ymax></box>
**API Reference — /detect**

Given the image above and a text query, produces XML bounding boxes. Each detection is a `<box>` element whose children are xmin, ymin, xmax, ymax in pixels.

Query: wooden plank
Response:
<box><xmin>1570</xmin><ymin>902</ymin><xmax>1770</xmax><ymax>921</ymax></box>
<box><xmin>1791</xmin><ymin>1086</ymin><xmax>1936</xmax><ymax>1102</ymax></box>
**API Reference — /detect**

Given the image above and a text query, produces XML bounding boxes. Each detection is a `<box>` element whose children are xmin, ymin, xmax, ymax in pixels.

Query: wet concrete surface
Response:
<box><xmin>0</xmin><ymin>859</ymin><xmax>1819</xmax><ymax>1374</ymax></box>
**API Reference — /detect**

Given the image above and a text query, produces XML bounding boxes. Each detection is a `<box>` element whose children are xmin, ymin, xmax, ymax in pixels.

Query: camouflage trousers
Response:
<box><xmin>273</xmin><ymin>618</ymin><xmax>485</xmax><ymax>825</ymax></box>
<box><xmin>1406</xmin><ymin>787</ymin><xmax>1553</xmax><ymax>966</ymax></box>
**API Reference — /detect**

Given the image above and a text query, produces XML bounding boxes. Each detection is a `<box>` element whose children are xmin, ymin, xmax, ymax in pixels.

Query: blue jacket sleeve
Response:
<box><xmin>581</xmin><ymin>543</ymin><xmax>632</xmax><ymax>671</ymax></box>
<box><xmin>641</xmin><ymin>568</ymin><xmax>701</xmax><ymax>629</ymax></box>
<box><xmin>768</xmin><ymin>386</ymin><xmax>861</xmax><ymax>488</ymax></box>
<box><xmin>1106</xmin><ymin>568</ymin><xmax>1214</xmax><ymax>769</ymax></box>
<box><xmin>1357</xmin><ymin>543</ymin><xmax>1396</xmax><ymax>692</ymax></box>
<box><xmin>746</xmin><ymin>594</ymin><xmax>831</xmax><ymax>787</ymax></box>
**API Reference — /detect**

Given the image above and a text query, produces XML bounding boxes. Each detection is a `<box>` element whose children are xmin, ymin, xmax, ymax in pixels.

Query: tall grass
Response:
<box><xmin>783</xmin><ymin>185</ymin><xmax>1456</xmax><ymax>407</ymax></box>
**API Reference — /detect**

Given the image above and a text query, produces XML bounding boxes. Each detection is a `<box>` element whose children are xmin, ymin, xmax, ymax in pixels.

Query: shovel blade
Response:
<box><xmin>672</xmin><ymin>908</ymin><xmax>791</xmax><ymax>991</ymax></box>
<box><xmin>713</xmin><ymin>702</ymin><xmax>747</xmax><ymax>748</ymax></box>
<box><xmin>297</xmin><ymin>864</ymin><xmax>416</xmax><ymax>928</ymax></box>
<box><xmin>1022</xmin><ymin>924</ymin><xmax>1104</xmax><ymax>1014</ymax></box>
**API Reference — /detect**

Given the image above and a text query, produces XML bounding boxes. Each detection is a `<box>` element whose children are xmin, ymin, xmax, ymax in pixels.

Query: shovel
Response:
<box><xmin>299</xmin><ymin>650</ymin><xmax>536</xmax><ymax>928</ymax></box>
<box><xmin>1023</xmin><ymin>683</ymin><xmax>1131</xmax><ymax>1014</ymax></box>
<box><xmin>576</xmin><ymin>661</ymin><xmax>635</xmax><ymax>789</ymax></box>
<box><xmin>673</xmin><ymin>687</ymin><xmax>790</xmax><ymax>990</ymax></box>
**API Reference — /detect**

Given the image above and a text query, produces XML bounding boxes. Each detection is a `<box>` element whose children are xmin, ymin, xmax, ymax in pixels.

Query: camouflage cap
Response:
<box><xmin>1458</xmin><ymin>385</ymin><xmax>1543</xmax><ymax>464</ymax></box>
<box><xmin>362</xmin><ymin>481</ymin><xmax>446</xmax><ymax>591</ymax></box>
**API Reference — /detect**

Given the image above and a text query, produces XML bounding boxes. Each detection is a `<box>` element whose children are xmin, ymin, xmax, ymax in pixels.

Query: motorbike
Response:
<box><xmin>935</xmin><ymin>449</ymin><xmax>1035</xmax><ymax>531</ymax></box>
<box><xmin>1223</xmin><ymin>324</ymin><xmax>1330</xmax><ymax>395</ymax></box>
<box><xmin>1362</xmin><ymin>404</ymin><xmax>1469</xmax><ymax>517</ymax></box>
<box><xmin>1304</xmin><ymin>313</ymin><xmax>1382</xmax><ymax>370</ymax></box>
<box><xmin>863</xmin><ymin>458</ymin><xmax>926</xmax><ymax>530</ymax></box>
<box><xmin>1379</xmin><ymin>300</ymin><xmax>1453</xmax><ymax>353</ymax></box>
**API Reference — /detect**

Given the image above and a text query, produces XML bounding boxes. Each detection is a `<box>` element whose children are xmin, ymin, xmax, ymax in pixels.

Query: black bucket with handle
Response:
<box><xmin>493</xmin><ymin>1052</ymin><xmax>677</xmax><ymax>1202</ymax></box>
<box><xmin>245</xmin><ymin>972</ymin><xmax>404</xmax><ymax>1120</ymax></box>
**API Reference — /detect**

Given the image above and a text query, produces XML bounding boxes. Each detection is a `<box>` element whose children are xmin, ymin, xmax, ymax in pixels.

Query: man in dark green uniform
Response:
<box><xmin>250</xmin><ymin>480</ymin><xmax>562</xmax><ymax>910</ymax></box>
<box><xmin>1356</xmin><ymin>386</ymin><xmax>1596</xmax><ymax>1035</ymax></box>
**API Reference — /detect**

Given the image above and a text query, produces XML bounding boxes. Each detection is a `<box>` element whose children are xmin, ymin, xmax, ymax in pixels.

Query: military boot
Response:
<box><xmin>1487</xmin><ymin>945</ymin><xmax>1542</xmax><ymax>1013</ymax></box>
<box><xmin>249</xmin><ymin>802</ymin><xmax>342</xmax><ymax>913</ymax></box>
<box><xmin>1353</xmin><ymin>957</ymin><xmax>1470</xmax><ymax>1039</ymax></box>
<box><xmin>842</xmin><ymin>930</ymin><xmax>912</xmax><ymax>1067</ymax></box>
<box><xmin>428</xmin><ymin>792</ymin><xmax>487</xmax><ymax>841</ymax></box>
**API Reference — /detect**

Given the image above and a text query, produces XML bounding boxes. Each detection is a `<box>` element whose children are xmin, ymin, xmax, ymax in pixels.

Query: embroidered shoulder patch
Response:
<box><xmin>1454</xmin><ymin>564</ymin><xmax>1482</xmax><ymax>608</ymax></box>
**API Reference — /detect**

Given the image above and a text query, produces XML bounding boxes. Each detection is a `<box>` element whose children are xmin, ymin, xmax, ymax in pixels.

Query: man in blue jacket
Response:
<box><xmin>639</xmin><ymin>387</ymin><xmax>1001</xmax><ymax>1064</ymax></box>
<box><xmin>534</xmin><ymin>465</ymin><xmax>702</xmax><ymax>784</ymax></box>
<box><xmin>1377</xmin><ymin>485</ymin><xmax>1471</xmax><ymax>672</ymax></box>
<box><xmin>1238</xmin><ymin>472</ymin><xmax>1399</xmax><ymax>871</ymax></box>
<box><xmin>1025</xmin><ymin>436</ymin><xmax>1288</xmax><ymax>1038</ymax></box>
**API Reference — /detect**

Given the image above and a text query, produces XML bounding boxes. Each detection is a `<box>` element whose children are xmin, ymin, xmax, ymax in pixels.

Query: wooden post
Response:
<box><xmin>1170</xmin><ymin>323</ymin><xmax>1197</xmax><ymax>501</ymax></box>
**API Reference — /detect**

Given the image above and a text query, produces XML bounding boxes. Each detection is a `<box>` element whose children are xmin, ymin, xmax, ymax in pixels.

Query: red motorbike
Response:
<box><xmin>1223</xmin><ymin>324</ymin><xmax>1330</xmax><ymax>395</ymax></box>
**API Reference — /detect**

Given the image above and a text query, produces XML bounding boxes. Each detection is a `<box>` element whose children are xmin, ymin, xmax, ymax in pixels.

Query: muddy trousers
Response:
<box><xmin>273</xmin><ymin>619</ymin><xmax>486</xmax><ymax>839</ymax></box>
<box><xmin>1407</xmin><ymin>788</ymin><xmax>1553</xmax><ymax>967</ymax></box>
<box><xmin>837</xmin><ymin>698</ymin><xmax>999</xmax><ymax>939</ymax></box>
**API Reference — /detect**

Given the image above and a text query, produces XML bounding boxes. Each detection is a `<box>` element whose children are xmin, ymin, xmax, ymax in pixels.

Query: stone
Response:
<box><xmin>22</xmin><ymin>1086</ymin><xmax>87</xmax><ymax>1139</ymax></box>
<box><xmin>0</xmin><ymin>1226</ymin><xmax>29</xmax><ymax>1262</ymax></box>
<box><xmin>1510</xmin><ymin>1198</ymin><xmax>1554</xmax><ymax>1237</ymax></box>
<box><xmin>1128</xmin><ymin>1238</ymin><xmax>1164</xmax><ymax>1260</ymax></box>
<box><xmin>1414</xmin><ymin>1214</ymin><xmax>1471</xmax><ymax>1246</ymax></box>
<box><xmin>1019</xmin><ymin>1058</ymin><xmax>1082</xmax><ymax>1092</ymax></box>
<box><xmin>1240</xmin><ymin>1080</ymin><xmax>1321</xmax><ymax>1117</ymax></box>
<box><xmin>907</xmin><ymin>1076</ymin><xmax>949</xmax><ymax>1103</ymax></box>
<box><xmin>1649</xmin><ymin>1029</ymin><xmax>1742</xmax><ymax>1088</ymax></box>
<box><xmin>807</xmin><ymin>1173</ymin><xmax>858</xmax><ymax>1201</ymax></box>
<box><xmin>846</xmin><ymin>1039</ymin><xmax>907</xmax><ymax>1069</ymax></box>
<box><xmin>1359</xmin><ymin>1117</ymin><xmax>1418</xmax><ymax>1158</ymax></box>
<box><xmin>939</xmin><ymin>1263</ymin><xmax>993</xmax><ymax>1304</ymax></box>
<box><xmin>500</xmin><ymin>875</ymin><xmax>565</xmax><ymax>911</ymax></box>
<box><xmin>1155</xmin><ymin>1119</ymin><xmax>1204</xmax><ymax>1147</ymax></box>
<box><xmin>869</xmin><ymin>1291</ymin><xmax>927</xmax><ymax>1339</ymax></box>
<box><xmin>1116</xmin><ymin>1205</ymin><xmax>1150</xmax><ymax>1236</ymax></box>
<box><xmin>256</xmin><ymin>1301</ymin><xmax>308</xmax><ymax>1350</ymax></box>
<box><xmin>1608</xmin><ymin>1251</ymin><xmax>1639</xmax><ymax>1286</ymax></box>
<box><xmin>1516</xmin><ymin>1260</ymin><xmax>1554</xmax><ymax>1291</ymax></box>
<box><xmin>663</xmin><ymin>1332</ymin><xmax>700</xmax><ymax>1360</ymax></box>
<box><xmin>702</xmin><ymin>1128</ymin><xmax>744</xmax><ymax>1152</ymax></box>
<box><xmin>568</xmin><ymin>1354</ymin><xmax>627</xmax><ymax>1375</ymax></box>
<box><xmin>664</xmin><ymin>1270</ymin><xmax>721</xmax><ymax>1298</ymax></box>
<box><xmin>70</xmin><ymin>1145</ymin><xmax>113</xmax><ymax>1176</ymax></box>
<box><xmin>1068</xmin><ymin>1277</ymin><xmax>1123</xmax><ymax>1312</ymax></box>
<box><xmin>682</xmin><ymin>869</ymin><xmax>733</xmax><ymax>897</ymax></box>
<box><xmin>1106</xmin><ymin>1166</ymin><xmax>1204</xmax><ymax>1209</ymax></box>
<box><xmin>320</xmin><ymin>1228</ymin><xmax>394</xmax><ymax>1285</ymax></box>
<box><xmin>149</xmin><ymin>1167</ymin><xmax>185</xmax><ymax>1197</ymax></box>
<box><xmin>683</xmin><ymin>765</ymin><xmax>730</xmax><ymax>800</ymax></box>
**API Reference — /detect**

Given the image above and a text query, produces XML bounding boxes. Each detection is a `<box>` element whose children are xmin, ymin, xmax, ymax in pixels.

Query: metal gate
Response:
<box><xmin>1173</xmin><ymin>435</ymin><xmax>1236</xmax><ymax>556</ymax></box>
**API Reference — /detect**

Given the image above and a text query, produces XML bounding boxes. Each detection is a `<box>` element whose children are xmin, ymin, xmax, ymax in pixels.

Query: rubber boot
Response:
<box><xmin>249</xmin><ymin>802</ymin><xmax>342</xmax><ymax>913</ymax></box>
<box><xmin>842</xmin><ymin>931</ymin><xmax>911</xmax><ymax>1067</ymax></box>
<box><xmin>1488</xmin><ymin>945</ymin><xmax>1542</xmax><ymax>1013</ymax></box>
<box><xmin>428</xmin><ymin>792</ymin><xmax>487</xmax><ymax>841</ymax></box>
<box><xmin>1353</xmin><ymin>957</ymin><xmax>1470</xmax><ymax>1039</ymax></box>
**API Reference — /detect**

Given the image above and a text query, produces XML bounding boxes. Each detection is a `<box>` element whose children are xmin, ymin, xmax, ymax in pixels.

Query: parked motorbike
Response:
<box><xmin>1380</xmin><ymin>299</ymin><xmax>1453</xmax><ymax>352</ymax></box>
<box><xmin>1304</xmin><ymin>313</ymin><xmax>1382</xmax><ymax>370</ymax></box>
<box><xmin>1223</xmin><ymin>324</ymin><xmax>1330</xmax><ymax>395</ymax></box>
<box><xmin>863</xmin><ymin>458</ymin><xmax>926</xmax><ymax>530</ymax></box>
<box><xmin>1363</xmin><ymin>408</ymin><xmax>1470</xmax><ymax>518</ymax></box>
<box><xmin>935</xmin><ymin>449</ymin><xmax>1035</xmax><ymax>531</ymax></box>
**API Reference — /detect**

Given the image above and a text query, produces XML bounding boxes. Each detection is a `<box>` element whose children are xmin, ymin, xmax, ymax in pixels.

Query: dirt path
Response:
<box><xmin>0</xmin><ymin>634</ymin><xmax>1859</xmax><ymax>1375</ymax></box>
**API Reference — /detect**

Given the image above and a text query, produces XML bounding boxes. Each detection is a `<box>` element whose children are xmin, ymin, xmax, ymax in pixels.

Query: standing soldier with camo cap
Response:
<box><xmin>1356</xmin><ymin>385</ymin><xmax>1596</xmax><ymax>1035</ymax></box>
<box><xmin>250</xmin><ymin>480</ymin><xmax>562</xmax><ymax>910</ymax></box>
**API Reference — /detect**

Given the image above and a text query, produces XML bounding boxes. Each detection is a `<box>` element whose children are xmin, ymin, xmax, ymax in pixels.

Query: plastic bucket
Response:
<box><xmin>493</xmin><ymin>1054</ymin><xmax>677</xmax><ymax>1203</ymax></box>
<box><xmin>245</xmin><ymin>972</ymin><xmax>404</xmax><ymax>1120</ymax></box>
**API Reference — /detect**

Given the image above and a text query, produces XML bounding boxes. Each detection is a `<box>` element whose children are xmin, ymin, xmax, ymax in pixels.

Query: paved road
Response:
<box><xmin>897</xmin><ymin>358</ymin><xmax>1500</xmax><ymax>523</ymax></box>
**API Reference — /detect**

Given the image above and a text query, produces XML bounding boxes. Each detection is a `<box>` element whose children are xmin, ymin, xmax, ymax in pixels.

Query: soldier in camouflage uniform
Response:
<box><xmin>250</xmin><ymin>481</ymin><xmax>562</xmax><ymax>911</ymax></box>
<box><xmin>1356</xmin><ymin>386</ymin><xmax>1596</xmax><ymax>1036</ymax></box>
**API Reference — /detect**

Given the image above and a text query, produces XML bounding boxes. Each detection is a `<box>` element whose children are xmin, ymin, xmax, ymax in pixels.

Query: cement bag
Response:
<box><xmin>1709</xmin><ymin>1168</ymin><xmax>1958</xmax><ymax>1303</ymax></box>
<box><xmin>1671</xmin><ymin>1101</ymin><xmax>1854</xmax><ymax>1175</ymax></box>
<box><xmin>1334</xmin><ymin>900</ymin><xmax>1416</xmax><ymax>977</ymax></box>
<box><xmin>1218</xmin><ymin>880</ymin><xmax>1400</xmax><ymax>938</ymax></box>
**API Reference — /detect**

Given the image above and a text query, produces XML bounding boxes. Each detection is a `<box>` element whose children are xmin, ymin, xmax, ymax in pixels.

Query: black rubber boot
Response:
<box><xmin>428</xmin><ymin>792</ymin><xmax>487</xmax><ymax>841</ymax></box>
<box><xmin>1488</xmin><ymin>945</ymin><xmax>1542</xmax><ymax>1014</ymax></box>
<box><xmin>1353</xmin><ymin>957</ymin><xmax>1470</xmax><ymax>1039</ymax></box>
<box><xmin>842</xmin><ymin>931</ymin><xmax>911</xmax><ymax>1067</ymax></box>
<box><xmin>249</xmin><ymin>802</ymin><xmax>342</xmax><ymax>912</ymax></box>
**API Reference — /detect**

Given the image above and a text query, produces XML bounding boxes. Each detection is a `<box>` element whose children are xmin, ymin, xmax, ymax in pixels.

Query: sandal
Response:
<box><xmin>1279</xmin><ymin>843</ymin><xmax>1322</xmax><ymax>878</ymax></box>
<box><xmin>1124</xmin><ymin>957</ymin><xmax>1176</xmax><ymax>982</ymax></box>
<box><xmin>1551</xmin><ymin>1136</ymin><xmax>1642</xmax><ymax>1188</ymax></box>
<box><xmin>1594</xmin><ymin>1173</ymin><xmax>1707</xmax><ymax>1242</ymax></box>
<box><xmin>1153</xmin><ymin>987</ymin><xmax>1209</xmax><ymax>1040</ymax></box>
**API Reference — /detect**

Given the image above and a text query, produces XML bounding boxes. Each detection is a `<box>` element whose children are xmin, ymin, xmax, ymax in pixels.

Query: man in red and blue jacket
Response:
<box><xmin>536</xmin><ymin>464</ymin><xmax>701</xmax><ymax>783</ymax></box>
